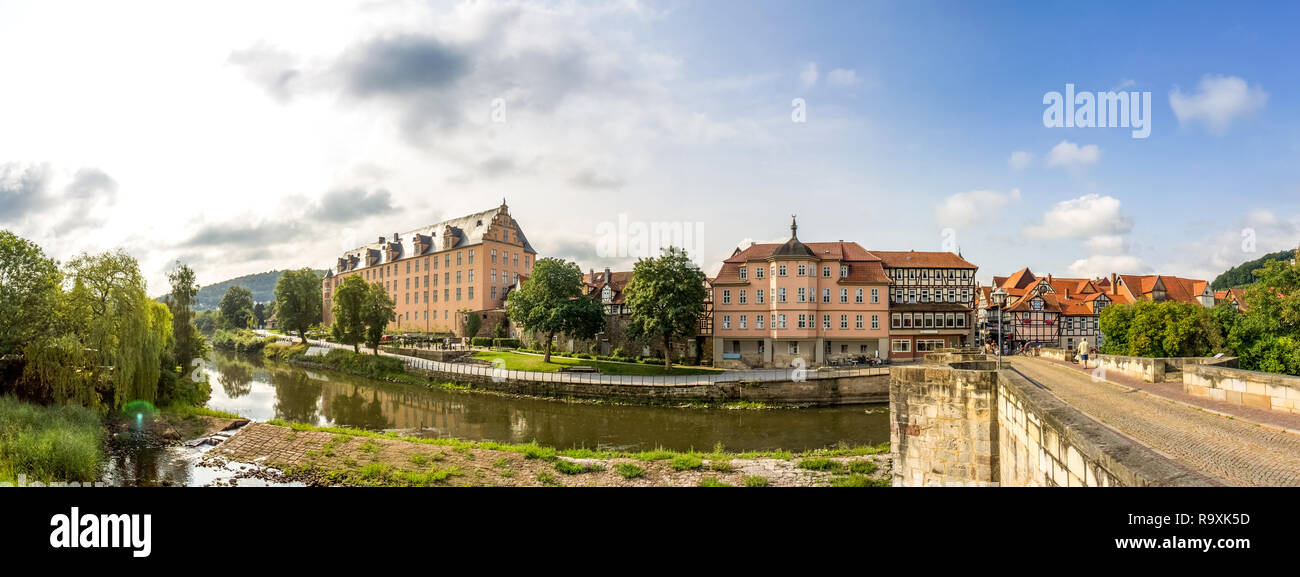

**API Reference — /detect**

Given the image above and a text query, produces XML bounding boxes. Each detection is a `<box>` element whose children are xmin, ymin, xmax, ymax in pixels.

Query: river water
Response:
<box><xmin>103</xmin><ymin>350</ymin><xmax>890</xmax><ymax>485</ymax></box>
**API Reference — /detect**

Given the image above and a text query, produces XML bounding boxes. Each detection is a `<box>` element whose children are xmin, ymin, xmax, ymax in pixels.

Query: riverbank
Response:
<box><xmin>214</xmin><ymin>421</ymin><xmax>891</xmax><ymax>487</ymax></box>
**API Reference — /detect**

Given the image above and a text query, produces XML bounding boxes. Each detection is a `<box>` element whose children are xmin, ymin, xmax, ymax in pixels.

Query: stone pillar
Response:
<box><xmin>890</xmin><ymin>362</ymin><xmax>999</xmax><ymax>486</ymax></box>
<box><xmin>815</xmin><ymin>338</ymin><xmax>825</xmax><ymax>365</ymax></box>
<box><xmin>763</xmin><ymin>338</ymin><xmax>773</xmax><ymax>366</ymax></box>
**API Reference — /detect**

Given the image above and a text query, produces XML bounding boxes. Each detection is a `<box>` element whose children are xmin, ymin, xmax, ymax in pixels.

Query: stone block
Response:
<box><xmin>1243</xmin><ymin>392</ymin><xmax>1271</xmax><ymax>410</ymax></box>
<box><xmin>1066</xmin><ymin>445</ymin><xmax>1085</xmax><ymax>475</ymax></box>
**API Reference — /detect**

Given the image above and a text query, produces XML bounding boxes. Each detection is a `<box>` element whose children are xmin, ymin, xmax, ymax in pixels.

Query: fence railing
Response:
<box><xmin>262</xmin><ymin>332</ymin><xmax>889</xmax><ymax>386</ymax></box>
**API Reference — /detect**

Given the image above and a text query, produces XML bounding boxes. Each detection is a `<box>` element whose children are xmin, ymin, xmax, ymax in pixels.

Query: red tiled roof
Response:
<box><xmin>871</xmin><ymin>250</ymin><xmax>978</xmax><ymax>269</ymax></box>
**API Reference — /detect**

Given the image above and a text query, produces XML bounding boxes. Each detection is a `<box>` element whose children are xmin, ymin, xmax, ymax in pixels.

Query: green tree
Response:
<box><xmin>623</xmin><ymin>247</ymin><xmax>708</xmax><ymax>369</ymax></box>
<box><xmin>275</xmin><ymin>268</ymin><xmax>323</xmax><ymax>344</ymax></box>
<box><xmin>362</xmin><ymin>282</ymin><xmax>396</xmax><ymax>354</ymax></box>
<box><xmin>462</xmin><ymin>309</ymin><xmax>482</xmax><ymax>338</ymax></box>
<box><xmin>166</xmin><ymin>261</ymin><xmax>204</xmax><ymax>367</ymax></box>
<box><xmin>219</xmin><ymin>285</ymin><xmax>255</xmax><ymax>329</ymax></box>
<box><xmin>506</xmin><ymin>258</ymin><xmax>604</xmax><ymax>363</ymax></box>
<box><xmin>1098</xmin><ymin>302</ymin><xmax>1133</xmax><ymax>355</ymax></box>
<box><xmin>0</xmin><ymin>230</ymin><xmax>62</xmax><ymax>357</ymax></box>
<box><xmin>1227</xmin><ymin>251</ymin><xmax>1300</xmax><ymax>374</ymax></box>
<box><xmin>331</xmin><ymin>276</ymin><xmax>368</xmax><ymax>353</ymax></box>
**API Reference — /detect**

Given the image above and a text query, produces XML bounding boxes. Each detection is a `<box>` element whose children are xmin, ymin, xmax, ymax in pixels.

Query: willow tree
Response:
<box><xmin>0</xmin><ymin>230</ymin><xmax>62</xmax><ymax>358</ymax></box>
<box><xmin>38</xmin><ymin>250</ymin><xmax>173</xmax><ymax>409</ymax></box>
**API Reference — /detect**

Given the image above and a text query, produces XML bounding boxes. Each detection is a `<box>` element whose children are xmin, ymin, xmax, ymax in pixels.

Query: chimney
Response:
<box><xmin>377</xmin><ymin>236</ymin><xmax>385</xmax><ymax>244</ymax></box>
<box><xmin>604</xmin><ymin>267</ymin><xmax>611</xmax><ymax>279</ymax></box>
<box><xmin>393</xmin><ymin>233</ymin><xmax>400</xmax><ymax>242</ymax></box>
<box><xmin>1110</xmin><ymin>273</ymin><xmax>1118</xmax><ymax>295</ymax></box>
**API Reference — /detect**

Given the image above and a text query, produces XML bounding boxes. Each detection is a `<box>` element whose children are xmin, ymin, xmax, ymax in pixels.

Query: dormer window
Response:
<box><xmin>738</xmin><ymin>267</ymin><xmax>747</xmax><ymax>280</ymax></box>
<box><xmin>601</xmin><ymin>286</ymin><xmax>613</xmax><ymax>303</ymax></box>
<box><xmin>840</xmin><ymin>265</ymin><xmax>849</xmax><ymax>278</ymax></box>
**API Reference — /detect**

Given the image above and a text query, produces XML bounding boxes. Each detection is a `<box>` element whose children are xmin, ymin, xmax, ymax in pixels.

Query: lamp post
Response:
<box><xmin>991</xmin><ymin>287</ymin><xmax>1008</xmax><ymax>370</ymax></box>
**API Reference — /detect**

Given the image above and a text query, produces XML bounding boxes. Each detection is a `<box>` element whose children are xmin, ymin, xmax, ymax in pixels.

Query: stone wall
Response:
<box><xmin>1038</xmin><ymin>347</ymin><xmax>1075</xmax><ymax>363</ymax></box>
<box><xmin>1183</xmin><ymin>364</ymin><xmax>1300</xmax><ymax>414</ymax></box>
<box><xmin>405</xmin><ymin>365</ymin><xmax>888</xmax><ymax>406</ymax></box>
<box><xmin>890</xmin><ymin>358</ymin><xmax>1211</xmax><ymax>487</ymax></box>
<box><xmin>1096</xmin><ymin>354</ymin><xmax>1237</xmax><ymax>383</ymax></box>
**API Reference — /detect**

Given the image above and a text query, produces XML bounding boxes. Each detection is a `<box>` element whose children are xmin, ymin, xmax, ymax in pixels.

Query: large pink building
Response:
<box><xmin>711</xmin><ymin>218</ymin><xmax>892</xmax><ymax>368</ymax></box>
<box><xmin>321</xmin><ymin>201</ymin><xmax>536</xmax><ymax>334</ymax></box>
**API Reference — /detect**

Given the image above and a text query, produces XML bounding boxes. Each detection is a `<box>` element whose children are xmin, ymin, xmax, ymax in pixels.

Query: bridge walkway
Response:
<box><xmin>1012</xmin><ymin>357</ymin><xmax>1300</xmax><ymax>487</ymax></box>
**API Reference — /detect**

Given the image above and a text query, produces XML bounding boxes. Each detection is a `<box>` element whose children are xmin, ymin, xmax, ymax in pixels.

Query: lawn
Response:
<box><xmin>473</xmin><ymin>351</ymin><xmax>724</xmax><ymax>376</ymax></box>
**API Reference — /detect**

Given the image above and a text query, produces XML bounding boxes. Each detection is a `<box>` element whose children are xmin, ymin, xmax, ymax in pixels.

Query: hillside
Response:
<box><xmin>1211</xmin><ymin>249</ymin><xmax>1297</xmax><ymax>290</ymax></box>
<box><xmin>191</xmin><ymin>269</ymin><xmax>325</xmax><ymax>310</ymax></box>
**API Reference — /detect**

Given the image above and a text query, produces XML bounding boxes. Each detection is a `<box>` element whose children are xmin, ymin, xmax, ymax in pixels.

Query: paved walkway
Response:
<box><xmin>1012</xmin><ymin>357</ymin><xmax>1300</xmax><ymax>486</ymax></box>
<box><xmin>256</xmin><ymin>331</ymin><xmax>888</xmax><ymax>385</ymax></box>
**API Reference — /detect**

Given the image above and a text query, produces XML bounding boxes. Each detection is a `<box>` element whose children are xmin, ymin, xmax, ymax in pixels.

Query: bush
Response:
<box><xmin>611</xmin><ymin>347</ymin><xmax>626</xmax><ymax>359</ymax></box>
<box><xmin>310</xmin><ymin>349</ymin><xmax>408</xmax><ymax>379</ymax></box>
<box><xmin>210</xmin><ymin>329</ymin><xmax>276</xmax><ymax>354</ymax></box>
<box><xmin>470</xmin><ymin>337</ymin><xmax>493</xmax><ymax>348</ymax></box>
<box><xmin>493</xmin><ymin>338</ymin><xmax>522</xmax><ymax>349</ymax></box>
<box><xmin>615</xmin><ymin>463</ymin><xmax>644</xmax><ymax>479</ymax></box>
<box><xmin>263</xmin><ymin>342</ymin><xmax>308</xmax><ymax>361</ymax></box>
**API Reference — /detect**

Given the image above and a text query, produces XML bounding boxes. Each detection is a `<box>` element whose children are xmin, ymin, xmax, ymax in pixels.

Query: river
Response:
<box><xmin>103</xmin><ymin>349</ymin><xmax>890</xmax><ymax>485</ymax></box>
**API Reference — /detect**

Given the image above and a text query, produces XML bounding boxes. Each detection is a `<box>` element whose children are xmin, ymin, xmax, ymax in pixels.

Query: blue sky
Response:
<box><xmin>1</xmin><ymin>0</ymin><xmax>1296</xmax><ymax>290</ymax></box>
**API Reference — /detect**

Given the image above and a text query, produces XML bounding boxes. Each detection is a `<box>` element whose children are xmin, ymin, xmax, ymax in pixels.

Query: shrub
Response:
<box><xmin>615</xmin><ymin>463</ymin><xmax>645</xmax><ymax>479</ymax></box>
<box><xmin>493</xmin><ymin>338</ymin><xmax>522</xmax><ymax>349</ymax></box>
<box><xmin>743</xmin><ymin>475</ymin><xmax>769</xmax><ymax>487</ymax></box>
<box><xmin>670</xmin><ymin>454</ymin><xmax>703</xmax><ymax>471</ymax></box>
<box><xmin>797</xmin><ymin>457</ymin><xmax>845</xmax><ymax>472</ymax></box>
<box><xmin>471</xmin><ymin>337</ymin><xmax>493</xmax><ymax>348</ymax></box>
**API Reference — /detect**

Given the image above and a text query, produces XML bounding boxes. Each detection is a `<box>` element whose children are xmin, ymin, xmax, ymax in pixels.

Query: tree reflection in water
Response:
<box><xmin>214</xmin><ymin>357</ymin><xmax>255</xmax><ymax>398</ymax></box>
<box><xmin>270</xmin><ymin>368</ymin><xmax>324</xmax><ymax>425</ymax></box>
<box><xmin>327</xmin><ymin>388</ymin><xmax>393</xmax><ymax>431</ymax></box>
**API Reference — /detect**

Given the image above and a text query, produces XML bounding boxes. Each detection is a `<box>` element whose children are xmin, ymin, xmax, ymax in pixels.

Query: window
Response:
<box><xmin>756</xmin><ymin>267</ymin><xmax>765</xmax><ymax>279</ymax></box>
<box><xmin>892</xmin><ymin>340</ymin><xmax>911</xmax><ymax>353</ymax></box>
<box><xmin>891</xmin><ymin>313</ymin><xmax>901</xmax><ymax>329</ymax></box>
<box><xmin>840</xmin><ymin>315</ymin><xmax>848</xmax><ymax>329</ymax></box>
<box><xmin>492</xmin><ymin>249</ymin><xmax>498</xmax><ymax>264</ymax></box>
<box><xmin>758</xmin><ymin>340</ymin><xmax>765</xmax><ymax>353</ymax></box>
<box><xmin>903</xmin><ymin>314</ymin><xmax>912</xmax><ymax>328</ymax></box>
<box><xmin>778</xmin><ymin>314</ymin><xmax>787</xmax><ymax>329</ymax></box>
<box><xmin>840</xmin><ymin>288</ymin><xmax>848</xmax><ymax>303</ymax></box>
<box><xmin>468</xmin><ymin>270</ymin><xmax>474</xmax><ymax>283</ymax></box>
<box><xmin>789</xmin><ymin>342</ymin><xmax>799</xmax><ymax>355</ymax></box>
<box><xmin>798</xmin><ymin>314</ymin><xmax>807</xmax><ymax>329</ymax></box>
<box><xmin>456</xmin><ymin>251</ymin><xmax>463</xmax><ymax>266</ymax></box>
<box><xmin>871</xmin><ymin>314</ymin><xmax>879</xmax><ymax>330</ymax></box>
<box><xmin>513</xmin><ymin>253</ymin><xmax>519</xmax><ymax>267</ymax></box>
<box><xmin>855</xmin><ymin>289</ymin><xmax>863</xmax><ymax>304</ymax></box>
<box><xmin>723</xmin><ymin>316</ymin><xmax>731</xmax><ymax>329</ymax></box>
<box><xmin>778</xmin><ymin>288</ymin><xmax>787</xmax><ymax>303</ymax></box>
<box><xmin>757</xmin><ymin>289</ymin><xmax>765</xmax><ymax>304</ymax></box>
<box><xmin>798</xmin><ymin>287</ymin><xmax>806</xmax><ymax>303</ymax></box>
<box><xmin>723</xmin><ymin>290</ymin><xmax>732</xmax><ymax>305</ymax></box>
<box><xmin>778</xmin><ymin>265</ymin><xmax>787</xmax><ymax>277</ymax></box>
<box><xmin>797</xmin><ymin>264</ymin><xmax>807</xmax><ymax>276</ymax></box>
<box><xmin>822</xmin><ymin>266</ymin><xmax>831</xmax><ymax>277</ymax></box>
<box><xmin>739</xmin><ymin>315</ymin><xmax>747</xmax><ymax>329</ymax></box>
<box><xmin>822</xmin><ymin>315</ymin><xmax>831</xmax><ymax>330</ymax></box>
<box><xmin>456</xmin><ymin>271</ymin><xmax>462</xmax><ymax>284</ymax></box>
<box><xmin>822</xmin><ymin>288</ymin><xmax>830</xmax><ymax>303</ymax></box>
<box><xmin>855</xmin><ymin>314</ymin><xmax>864</xmax><ymax>330</ymax></box>
<box><xmin>840</xmin><ymin>265</ymin><xmax>849</xmax><ymax>278</ymax></box>
<box><xmin>756</xmin><ymin>315</ymin><xmax>765</xmax><ymax>329</ymax></box>
<box><xmin>739</xmin><ymin>290</ymin><xmax>747</xmax><ymax>304</ymax></box>
<box><xmin>739</xmin><ymin>267</ymin><xmax>747</xmax><ymax>280</ymax></box>
<box><xmin>871</xmin><ymin>288</ymin><xmax>879</xmax><ymax>304</ymax></box>
<box><xmin>468</xmin><ymin>286</ymin><xmax>474</xmax><ymax>300</ymax></box>
<box><xmin>908</xmin><ymin>289</ymin><xmax>916</xmax><ymax>303</ymax></box>
<box><xmin>921</xmin><ymin>288</ymin><xmax>930</xmax><ymax>303</ymax></box>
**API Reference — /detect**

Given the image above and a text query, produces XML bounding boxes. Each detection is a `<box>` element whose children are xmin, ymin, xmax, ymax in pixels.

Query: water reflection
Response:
<box><xmin>205</xmin><ymin>350</ymin><xmax>889</xmax><ymax>452</ymax></box>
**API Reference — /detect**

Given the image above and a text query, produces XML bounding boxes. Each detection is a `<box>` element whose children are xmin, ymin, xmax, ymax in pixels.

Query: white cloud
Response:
<box><xmin>800</xmin><ymin>62</ymin><xmax>819</xmax><ymax>88</ymax></box>
<box><xmin>1045</xmin><ymin>140</ymin><xmax>1101</xmax><ymax>168</ymax></box>
<box><xmin>1083</xmin><ymin>234</ymin><xmax>1127</xmax><ymax>254</ymax></box>
<box><xmin>1170</xmin><ymin>75</ymin><xmax>1268</xmax><ymax>134</ymax></box>
<box><xmin>1023</xmin><ymin>194</ymin><xmax>1132</xmax><ymax>239</ymax></box>
<box><xmin>1066</xmin><ymin>254</ymin><xmax>1148</xmax><ymax>278</ymax></box>
<box><xmin>1007</xmin><ymin>150</ymin><xmax>1032</xmax><ymax>170</ymax></box>
<box><xmin>1161</xmin><ymin>209</ymin><xmax>1300</xmax><ymax>281</ymax></box>
<box><xmin>935</xmin><ymin>188</ymin><xmax>1022</xmax><ymax>229</ymax></box>
<box><xmin>826</xmin><ymin>68</ymin><xmax>860</xmax><ymax>86</ymax></box>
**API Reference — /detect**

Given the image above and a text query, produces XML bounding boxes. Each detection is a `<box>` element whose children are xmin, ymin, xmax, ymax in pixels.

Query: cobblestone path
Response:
<box><xmin>1013</xmin><ymin>357</ymin><xmax>1300</xmax><ymax>486</ymax></box>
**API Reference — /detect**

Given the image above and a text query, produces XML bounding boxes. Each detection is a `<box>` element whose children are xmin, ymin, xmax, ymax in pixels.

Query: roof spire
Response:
<box><xmin>790</xmin><ymin>214</ymin><xmax>798</xmax><ymax>239</ymax></box>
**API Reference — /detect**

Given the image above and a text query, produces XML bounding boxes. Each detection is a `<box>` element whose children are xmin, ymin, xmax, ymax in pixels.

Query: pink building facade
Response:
<box><xmin>710</xmin><ymin>219</ymin><xmax>891</xmax><ymax>368</ymax></box>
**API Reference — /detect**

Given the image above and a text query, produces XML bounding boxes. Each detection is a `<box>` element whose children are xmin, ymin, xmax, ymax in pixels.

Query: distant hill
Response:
<box><xmin>1212</xmin><ymin>249</ymin><xmax>1297</xmax><ymax>291</ymax></box>
<box><xmin>190</xmin><ymin>269</ymin><xmax>325</xmax><ymax>310</ymax></box>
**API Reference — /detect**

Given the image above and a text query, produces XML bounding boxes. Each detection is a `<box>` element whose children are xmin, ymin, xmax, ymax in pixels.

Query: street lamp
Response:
<box><xmin>991</xmin><ymin>287</ymin><xmax>1008</xmax><ymax>370</ymax></box>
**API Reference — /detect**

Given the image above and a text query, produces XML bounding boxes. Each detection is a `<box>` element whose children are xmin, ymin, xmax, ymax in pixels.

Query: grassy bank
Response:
<box><xmin>211</xmin><ymin>329</ymin><xmax>278</xmax><ymax>354</ymax></box>
<box><xmin>473</xmin><ymin>350</ymin><xmax>723</xmax><ymax>376</ymax></box>
<box><xmin>251</xmin><ymin>419</ymin><xmax>890</xmax><ymax>487</ymax></box>
<box><xmin>0</xmin><ymin>396</ymin><xmax>104</xmax><ymax>483</ymax></box>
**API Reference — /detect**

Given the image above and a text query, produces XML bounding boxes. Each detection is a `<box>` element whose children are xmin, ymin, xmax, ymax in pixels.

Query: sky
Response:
<box><xmin>2</xmin><ymin>0</ymin><xmax>1298</xmax><ymax>295</ymax></box>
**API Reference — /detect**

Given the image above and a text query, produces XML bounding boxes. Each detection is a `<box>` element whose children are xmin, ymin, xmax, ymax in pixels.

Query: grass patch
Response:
<box><xmin>830</xmin><ymin>474</ymin><xmax>889</xmax><ymax>487</ymax></box>
<box><xmin>162</xmin><ymin>404</ymin><xmax>242</xmax><ymax>420</ymax></box>
<box><xmin>536</xmin><ymin>471</ymin><xmax>562</xmax><ymax>486</ymax></box>
<box><xmin>472</xmin><ymin>350</ymin><xmax>722</xmax><ymax>376</ymax></box>
<box><xmin>743</xmin><ymin>475</ymin><xmax>769</xmax><ymax>487</ymax></box>
<box><xmin>615</xmin><ymin>463</ymin><xmax>645</xmax><ymax>479</ymax></box>
<box><xmin>797</xmin><ymin>457</ymin><xmax>846</xmax><ymax>473</ymax></box>
<box><xmin>0</xmin><ymin>397</ymin><xmax>104</xmax><ymax>483</ymax></box>
<box><xmin>554</xmin><ymin>460</ymin><xmax>603</xmax><ymax>475</ymax></box>
<box><xmin>709</xmin><ymin>460</ymin><xmax>734</xmax><ymax>472</ymax></box>
<box><xmin>671</xmin><ymin>454</ymin><xmax>703</xmax><ymax>471</ymax></box>
<box><xmin>697</xmin><ymin>477</ymin><xmax>731</xmax><ymax>487</ymax></box>
<box><xmin>848</xmin><ymin>460</ymin><xmax>878</xmax><ymax>475</ymax></box>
